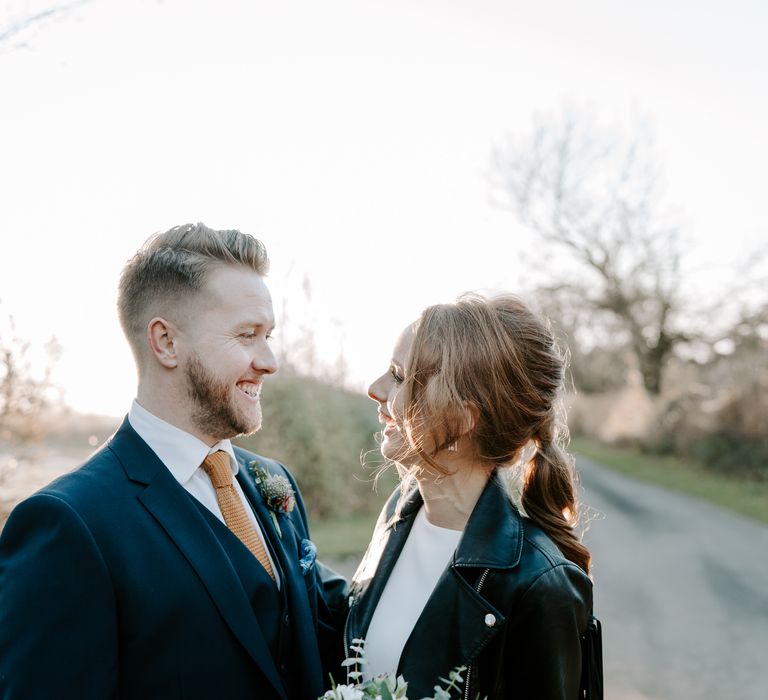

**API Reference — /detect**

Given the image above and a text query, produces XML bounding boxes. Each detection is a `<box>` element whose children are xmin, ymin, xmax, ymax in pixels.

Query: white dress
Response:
<box><xmin>363</xmin><ymin>507</ymin><xmax>462</xmax><ymax>679</ymax></box>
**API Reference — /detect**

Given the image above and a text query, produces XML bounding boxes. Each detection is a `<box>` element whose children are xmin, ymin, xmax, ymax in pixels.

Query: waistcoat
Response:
<box><xmin>190</xmin><ymin>497</ymin><xmax>297</xmax><ymax>696</ymax></box>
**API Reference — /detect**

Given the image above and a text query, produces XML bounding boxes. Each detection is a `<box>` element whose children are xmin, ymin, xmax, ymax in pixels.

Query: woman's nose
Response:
<box><xmin>367</xmin><ymin>378</ymin><xmax>386</xmax><ymax>403</ymax></box>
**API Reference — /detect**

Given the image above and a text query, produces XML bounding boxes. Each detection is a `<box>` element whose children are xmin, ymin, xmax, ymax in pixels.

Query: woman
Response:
<box><xmin>345</xmin><ymin>294</ymin><xmax>597</xmax><ymax>699</ymax></box>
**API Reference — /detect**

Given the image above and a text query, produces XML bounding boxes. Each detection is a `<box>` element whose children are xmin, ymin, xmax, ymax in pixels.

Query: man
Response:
<box><xmin>0</xmin><ymin>223</ymin><xmax>347</xmax><ymax>699</ymax></box>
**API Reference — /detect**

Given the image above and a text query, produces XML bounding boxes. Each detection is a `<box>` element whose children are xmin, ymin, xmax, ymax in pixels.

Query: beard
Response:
<box><xmin>184</xmin><ymin>353</ymin><xmax>262</xmax><ymax>440</ymax></box>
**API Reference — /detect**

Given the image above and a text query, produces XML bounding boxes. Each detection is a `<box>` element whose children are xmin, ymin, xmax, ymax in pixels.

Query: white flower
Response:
<box><xmin>320</xmin><ymin>635</ymin><xmax>471</xmax><ymax>700</ymax></box>
<box><xmin>322</xmin><ymin>684</ymin><xmax>364</xmax><ymax>700</ymax></box>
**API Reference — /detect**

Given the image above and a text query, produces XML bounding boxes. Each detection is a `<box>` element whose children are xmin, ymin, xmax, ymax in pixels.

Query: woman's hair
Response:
<box><xmin>117</xmin><ymin>222</ymin><xmax>269</xmax><ymax>363</ymax></box>
<box><xmin>397</xmin><ymin>293</ymin><xmax>591</xmax><ymax>573</ymax></box>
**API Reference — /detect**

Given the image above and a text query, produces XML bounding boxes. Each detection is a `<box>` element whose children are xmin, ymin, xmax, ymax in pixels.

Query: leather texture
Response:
<box><xmin>345</xmin><ymin>471</ymin><xmax>593</xmax><ymax>700</ymax></box>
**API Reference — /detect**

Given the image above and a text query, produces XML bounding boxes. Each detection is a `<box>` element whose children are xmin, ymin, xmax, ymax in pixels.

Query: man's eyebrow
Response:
<box><xmin>237</xmin><ymin>321</ymin><xmax>276</xmax><ymax>331</ymax></box>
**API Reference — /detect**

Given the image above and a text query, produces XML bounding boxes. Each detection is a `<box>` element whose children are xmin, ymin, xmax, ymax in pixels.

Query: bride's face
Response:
<box><xmin>367</xmin><ymin>323</ymin><xmax>416</xmax><ymax>463</ymax></box>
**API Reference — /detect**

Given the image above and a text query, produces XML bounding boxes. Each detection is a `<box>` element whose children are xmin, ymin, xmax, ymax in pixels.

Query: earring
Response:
<box><xmin>447</xmin><ymin>441</ymin><xmax>458</xmax><ymax>452</ymax></box>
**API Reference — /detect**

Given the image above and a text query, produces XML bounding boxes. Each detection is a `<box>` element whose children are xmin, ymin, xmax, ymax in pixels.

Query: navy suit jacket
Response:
<box><xmin>0</xmin><ymin>419</ymin><xmax>347</xmax><ymax>699</ymax></box>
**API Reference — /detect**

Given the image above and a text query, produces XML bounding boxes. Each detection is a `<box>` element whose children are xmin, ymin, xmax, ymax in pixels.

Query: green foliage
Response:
<box><xmin>310</xmin><ymin>514</ymin><xmax>385</xmax><ymax>560</ymax></box>
<box><xmin>322</xmin><ymin>638</ymin><xmax>471</xmax><ymax>700</ymax></box>
<box><xmin>645</xmin><ymin>380</ymin><xmax>768</xmax><ymax>481</ymax></box>
<box><xmin>695</xmin><ymin>433</ymin><xmax>768</xmax><ymax>481</ymax></box>
<box><xmin>572</xmin><ymin>436</ymin><xmax>768</xmax><ymax>525</ymax></box>
<box><xmin>698</xmin><ymin>381</ymin><xmax>768</xmax><ymax>481</ymax></box>
<box><xmin>235</xmin><ymin>372</ymin><xmax>394</xmax><ymax>518</ymax></box>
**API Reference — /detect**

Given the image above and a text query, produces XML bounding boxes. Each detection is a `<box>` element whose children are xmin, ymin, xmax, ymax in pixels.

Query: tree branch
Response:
<box><xmin>0</xmin><ymin>0</ymin><xmax>94</xmax><ymax>46</ymax></box>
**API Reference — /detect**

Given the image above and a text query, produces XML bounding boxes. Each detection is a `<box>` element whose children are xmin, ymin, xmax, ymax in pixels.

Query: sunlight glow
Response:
<box><xmin>1</xmin><ymin>0</ymin><xmax>766</xmax><ymax>417</ymax></box>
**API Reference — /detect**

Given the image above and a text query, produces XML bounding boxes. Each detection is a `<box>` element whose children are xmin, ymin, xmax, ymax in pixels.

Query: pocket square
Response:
<box><xmin>299</xmin><ymin>538</ymin><xmax>317</xmax><ymax>575</ymax></box>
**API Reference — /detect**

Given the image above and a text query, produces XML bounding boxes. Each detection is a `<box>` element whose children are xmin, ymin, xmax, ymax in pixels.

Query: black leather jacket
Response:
<box><xmin>345</xmin><ymin>472</ymin><xmax>592</xmax><ymax>699</ymax></box>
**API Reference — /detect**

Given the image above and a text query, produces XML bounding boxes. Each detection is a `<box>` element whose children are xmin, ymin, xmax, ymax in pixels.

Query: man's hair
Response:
<box><xmin>117</xmin><ymin>222</ymin><xmax>269</xmax><ymax>362</ymax></box>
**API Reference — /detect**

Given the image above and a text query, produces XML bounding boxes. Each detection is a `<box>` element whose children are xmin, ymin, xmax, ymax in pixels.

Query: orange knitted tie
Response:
<box><xmin>201</xmin><ymin>451</ymin><xmax>276</xmax><ymax>582</ymax></box>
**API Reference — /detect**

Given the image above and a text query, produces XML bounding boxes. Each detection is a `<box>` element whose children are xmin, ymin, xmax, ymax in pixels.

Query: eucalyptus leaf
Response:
<box><xmin>341</xmin><ymin>658</ymin><xmax>367</xmax><ymax>667</ymax></box>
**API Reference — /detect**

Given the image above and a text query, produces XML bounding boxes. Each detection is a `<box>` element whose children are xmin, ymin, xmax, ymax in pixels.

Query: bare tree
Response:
<box><xmin>529</xmin><ymin>284</ymin><xmax>631</xmax><ymax>394</ymax></box>
<box><xmin>0</xmin><ymin>314</ymin><xmax>61</xmax><ymax>446</ymax></box>
<box><xmin>492</xmin><ymin>109</ymin><xmax>686</xmax><ymax>395</ymax></box>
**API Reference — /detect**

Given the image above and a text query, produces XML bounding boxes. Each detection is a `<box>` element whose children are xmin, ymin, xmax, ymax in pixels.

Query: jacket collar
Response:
<box><xmin>454</xmin><ymin>470</ymin><xmax>523</xmax><ymax>569</ymax></box>
<box><xmin>347</xmin><ymin>469</ymin><xmax>523</xmax><ymax>651</ymax></box>
<box><xmin>386</xmin><ymin>469</ymin><xmax>523</xmax><ymax>570</ymax></box>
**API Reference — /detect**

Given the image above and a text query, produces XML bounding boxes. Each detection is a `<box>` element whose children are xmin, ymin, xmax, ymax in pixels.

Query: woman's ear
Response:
<box><xmin>460</xmin><ymin>401</ymin><xmax>480</xmax><ymax>435</ymax></box>
<box><xmin>147</xmin><ymin>317</ymin><xmax>178</xmax><ymax>369</ymax></box>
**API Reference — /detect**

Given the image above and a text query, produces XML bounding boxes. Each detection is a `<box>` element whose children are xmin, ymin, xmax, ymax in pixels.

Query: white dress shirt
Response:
<box><xmin>128</xmin><ymin>399</ymin><xmax>280</xmax><ymax>587</ymax></box>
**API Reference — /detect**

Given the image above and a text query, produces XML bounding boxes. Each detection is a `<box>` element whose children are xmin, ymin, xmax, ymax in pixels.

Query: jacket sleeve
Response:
<box><xmin>505</xmin><ymin>563</ymin><xmax>591</xmax><ymax>700</ymax></box>
<box><xmin>0</xmin><ymin>493</ymin><xmax>118</xmax><ymax>699</ymax></box>
<box><xmin>278</xmin><ymin>463</ymin><xmax>349</xmax><ymax>619</ymax></box>
<box><xmin>277</xmin><ymin>463</ymin><xmax>349</xmax><ymax>676</ymax></box>
<box><xmin>313</xmin><ymin>559</ymin><xmax>349</xmax><ymax>676</ymax></box>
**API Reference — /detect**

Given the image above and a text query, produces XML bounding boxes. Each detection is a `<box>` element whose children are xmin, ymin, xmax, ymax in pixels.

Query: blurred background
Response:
<box><xmin>1</xmin><ymin>2</ymin><xmax>766</xmax><ymax>698</ymax></box>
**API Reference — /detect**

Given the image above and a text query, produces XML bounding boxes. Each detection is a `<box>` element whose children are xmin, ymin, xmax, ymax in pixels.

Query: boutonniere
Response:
<box><xmin>248</xmin><ymin>460</ymin><xmax>296</xmax><ymax>538</ymax></box>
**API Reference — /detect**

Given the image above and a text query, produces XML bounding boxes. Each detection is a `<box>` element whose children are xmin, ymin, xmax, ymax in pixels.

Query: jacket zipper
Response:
<box><xmin>464</xmin><ymin>568</ymin><xmax>490</xmax><ymax>700</ymax></box>
<box><xmin>343</xmin><ymin>598</ymin><xmax>352</xmax><ymax>669</ymax></box>
<box><xmin>343</xmin><ymin>615</ymin><xmax>350</xmax><ymax>659</ymax></box>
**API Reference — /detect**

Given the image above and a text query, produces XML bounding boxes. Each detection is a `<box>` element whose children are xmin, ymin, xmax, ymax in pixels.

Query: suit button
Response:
<box><xmin>484</xmin><ymin>613</ymin><xmax>496</xmax><ymax>627</ymax></box>
<box><xmin>283</xmin><ymin>614</ymin><xmax>290</xmax><ymax>627</ymax></box>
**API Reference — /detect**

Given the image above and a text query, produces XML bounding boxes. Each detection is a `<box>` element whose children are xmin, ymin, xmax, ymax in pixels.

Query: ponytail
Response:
<box><xmin>393</xmin><ymin>293</ymin><xmax>593</xmax><ymax>573</ymax></box>
<box><xmin>521</xmin><ymin>425</ymin><xmax>591</xmax><ymax>574</ymax></box>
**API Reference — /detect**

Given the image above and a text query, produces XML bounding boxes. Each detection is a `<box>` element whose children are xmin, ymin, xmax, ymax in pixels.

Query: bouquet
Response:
<box><xmin>320</xmin><ymin>639</ymin><xmax>471</xmax><ymax>700</ymax></box>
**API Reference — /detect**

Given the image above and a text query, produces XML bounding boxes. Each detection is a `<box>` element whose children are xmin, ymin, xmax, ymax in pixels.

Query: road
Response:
<box><xmin>328</xmin><ymin>460</ymin><xmax>768</xmax><ymax>699</ymax></box>
<box><xmin>6</xmin><ymin>445</ymin><xmax>766</xmax><ymax>698</ymax></box>
<box><xmin>578</xmin><ymin>456</ymin><xmax>768</xmax><ymax>700</ymax></box>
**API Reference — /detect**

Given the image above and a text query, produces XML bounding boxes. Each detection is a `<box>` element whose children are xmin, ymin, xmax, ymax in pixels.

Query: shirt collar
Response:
<box><xmin>128</xmin><ymin>399</ymin><xmax>238</xmax><ymax>486</ymax></box>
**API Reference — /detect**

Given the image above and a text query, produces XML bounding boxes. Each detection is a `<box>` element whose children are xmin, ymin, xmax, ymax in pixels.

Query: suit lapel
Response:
<box><xmin>236</xmin><ymin>457</ymin><xmax>326</xmax><ymax>698</ymax></box>
<box><xmin>109</xmin><ymin>420</ymin><xmax>287</xmax><ymax>700</ymax></box>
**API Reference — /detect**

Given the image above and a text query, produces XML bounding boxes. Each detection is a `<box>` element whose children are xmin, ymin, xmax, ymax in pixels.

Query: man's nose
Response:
<box><xmin>253</xmin><ymin>344</ymin><xmax>278</xmax><ymax>374</ymax></box>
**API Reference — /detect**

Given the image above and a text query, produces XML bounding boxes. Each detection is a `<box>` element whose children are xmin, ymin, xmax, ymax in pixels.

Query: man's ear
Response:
<box><xmin>147</xmin><ymin>317</ymin><xmax>179</xmax><ymax>369</ymax></box>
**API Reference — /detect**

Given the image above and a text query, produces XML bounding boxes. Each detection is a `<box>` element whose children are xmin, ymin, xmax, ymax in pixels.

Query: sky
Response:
<box><xmin>1</xmin><ymin>0</ymin><xmax>766</xmax><ymax>417</ymax></box>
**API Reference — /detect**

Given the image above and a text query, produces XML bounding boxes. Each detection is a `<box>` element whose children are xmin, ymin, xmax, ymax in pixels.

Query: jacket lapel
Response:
<box><xmin>348</xmin><ymin>471</ymin><xmax>524</xmax><ymax>685</ymax></box>
<box><xmin>234</xmin><ymin>456</ymin><xmax>308</xmax><ymax>602</ymax></box>
<box><xmin>109</xmin><ymin>419</ymin><xmax>287</xmax><ymax>700</ymax></box>
<box><xmin>398</xmin><ymin>567</ymin><xmax>505</xmax><ymax>683</ymax></box>
<box><xmin>235</xmin><ymin>454</ymin><xmax>326</xmax><ymax>699</ymax></box>
<box><xmin>401</xmin><ymin>472</ymin><xmax>523</xmax><ymax>679</ymax></box>
<box><xmin>346</xmin><ymin>483</ymin><xmax>421</xmax><ymax>644</ymax></box>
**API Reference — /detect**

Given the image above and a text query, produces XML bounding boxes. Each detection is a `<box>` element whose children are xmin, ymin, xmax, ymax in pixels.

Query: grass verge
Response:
<box><xmin>310</xmin><ymin>512</ymin><xmax>377</xmax><ymax>561</ymax></box>
<box><xmin>571</xmin><ymin>436</ymin><xmax>768</xmax><ymax>525</ymax></box>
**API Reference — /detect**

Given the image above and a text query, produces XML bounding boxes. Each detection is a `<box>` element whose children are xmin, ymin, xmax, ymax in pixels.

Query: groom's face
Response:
<box><xmin>175</xmin><ymin>265</ymin><xmax>278</xmax><ymax>443</ymax></box>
